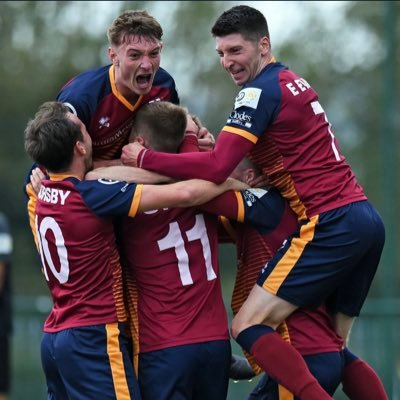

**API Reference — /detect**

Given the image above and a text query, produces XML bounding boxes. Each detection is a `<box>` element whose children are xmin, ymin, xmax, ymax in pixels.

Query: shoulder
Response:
<box><xmin>153</xmin><ymin>67</ymin><xmax>177</xmax><ymax>89</ymax></box>
<box><xmin>57</xmin><ymin>65</ymin><xmax>111</xmax><ymax>101</ymax></box>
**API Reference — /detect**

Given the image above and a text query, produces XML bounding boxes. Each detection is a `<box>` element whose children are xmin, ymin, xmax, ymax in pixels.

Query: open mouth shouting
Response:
<box><xmin>136</xmin><ymin>73</ymin><xmax>153</xmax><ymax>92</ymax></box>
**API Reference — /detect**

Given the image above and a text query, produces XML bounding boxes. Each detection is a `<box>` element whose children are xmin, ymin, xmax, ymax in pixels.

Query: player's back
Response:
<box><xmin>34</xmin><ymin>177</ymin><xmax>127</xmax><ymax>332</ymax></box>
<box><xmin>121</xmin><ymin>206</ymin><xmax>229</xmax><ymax>353</ymax></box>
<box><xmin>228</xmin><ymin>62</ymin><xmax>367</xmax><ymax>219</ymax></box>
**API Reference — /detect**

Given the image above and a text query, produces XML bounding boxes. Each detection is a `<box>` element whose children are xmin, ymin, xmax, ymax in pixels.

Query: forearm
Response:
<box><xmin>86</xmin><ymin>166</ymin><xmax>174</xmax><ymax>184</ymax></box>
<box><xmin>182</xmin><ymin>178</ymin><xmax>248</xmax><ymax>207</ymax></box>
<box><xmin>141</xmin><ymin>132</ymin><xmax>253</xmax><ymax>183</ymax></box>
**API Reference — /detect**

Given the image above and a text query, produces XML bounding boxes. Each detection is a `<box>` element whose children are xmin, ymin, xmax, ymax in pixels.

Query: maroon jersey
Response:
<box><xmin>201</xmin><ymin>188</ymin><xmax>343</xmax><ymax>373</ymax></box>
<box><xmin>57</xmin><ymin>65</ymin><xmax>179</xmax><ymax>161</ymax></box>
<box><xmin>139</xmin><ymin>61</ymin><xmax>366</xmax><ymax>219</ymax></box>
<box><xmin>120</xmin><ymin>207</ymin><xmax>229</xmax><ymax>354</ymax></box>
<box><xmin>26</xmin><ymin>174</ymin><xmax>142</xmax><ymax>332</ymax></box>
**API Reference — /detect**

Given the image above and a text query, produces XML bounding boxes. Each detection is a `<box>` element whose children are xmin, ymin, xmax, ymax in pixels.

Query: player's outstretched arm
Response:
<box><xmin>85</xmin><ymin>166</ymin><xmax>173</xmax><ymax>184</ymax></box>
<box><xmin>137</xmin><ymin>178</ymin><xmax>248</xmax><ymax>213</ymax></box>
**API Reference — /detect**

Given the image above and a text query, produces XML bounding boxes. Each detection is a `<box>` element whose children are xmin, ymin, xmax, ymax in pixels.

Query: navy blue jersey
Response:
<box><xmin>57</xmin><ymin>64</ymin><xmax>179</xmax><ymax>160</ymax></box>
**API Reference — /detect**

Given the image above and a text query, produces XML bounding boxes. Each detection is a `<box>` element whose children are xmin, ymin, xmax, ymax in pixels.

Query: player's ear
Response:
<box><xmin>136</xmin><ymin>136</ymin><xmax>146</xmax><ymax>146</ymax></box>
<box><xmin>75</xmin><ymin>141</ymin><xmax>87</xmax><ymax>156</ymax></box>
<box><xmin>108</xmin><ymin>47</ymin><xmax>118</xmax><ymax>66</ymax></box>
<box><xmin>259</xmin><ymin>36</ymin><xmax>270</xmax><ymax>56</ymax></box>
<box><xmin>244</xmin><ymin>168</ymin><xmax>256</xmax><ymax>185</ymax></box>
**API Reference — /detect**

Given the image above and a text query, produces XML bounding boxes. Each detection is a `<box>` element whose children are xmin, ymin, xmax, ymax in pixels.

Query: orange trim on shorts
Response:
<box><xmin>105</xmin><ymin>323</ymin><xmax>131</xmax><ymax>400</ymax></box>
<box><xmin>263</xmin><ymin>215</ymin><xmax>319</xmax><ymax>294</ymax></box>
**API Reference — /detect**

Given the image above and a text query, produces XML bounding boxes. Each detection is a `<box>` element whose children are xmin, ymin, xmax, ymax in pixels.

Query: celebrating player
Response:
<box><xmin>121</xmin><ymin>6</ymin><xmax>386</xmax><ymax>399</ymax></box>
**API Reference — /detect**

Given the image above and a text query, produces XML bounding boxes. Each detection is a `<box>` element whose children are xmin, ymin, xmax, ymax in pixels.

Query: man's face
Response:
<box><xmin>110</xmin><ymin>34</ymin><xmax>162</xmax><ymax>97</ymax></box>
<box><xmin>215</xmin><ymin>33</ymin><xmax>264</xmax><ymax>86</ymax></box>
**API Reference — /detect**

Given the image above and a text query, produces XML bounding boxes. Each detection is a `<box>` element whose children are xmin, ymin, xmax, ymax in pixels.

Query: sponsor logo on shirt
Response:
<box><xmin>234</xmin><ymin>87</ymin><xmax>261</xmax><ymax>110</ymax></box>
<box><xmin>99</xmin><ymin>116</ymin><xmax>110</xmax><ymax>129</ymax></box>
<box><xmin>243</xmin><ymin>188</ymin><xmax>267</xmax><ymax>206</ymax></box>
<box><xmin>227</xmin><ymin>110</ymin><xmax>253</xmax><ymax>128</ymax></box>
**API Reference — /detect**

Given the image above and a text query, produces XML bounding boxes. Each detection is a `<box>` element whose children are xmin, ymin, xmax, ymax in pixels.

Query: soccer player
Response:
<box><xmin>23</xmin><ymin>101</ymin><xmax>243</xmax><ymax>400</ymax></box>
<box><xmin>56</xmin><ymin>9</ymin><xmax>179</xmax><ymax>166</ymax></box>
<box><xmin>202</xmin><ymin>158</ymin><xmax>345</xmax><ymax>398</ymax></box>
<box><xmin>120</xmin><ymin>5</ymin><xmax>386</xmax><ymax>399</ymax></box>
<box><xmin>0</xmin><ymin>212</ymin><xmax>12</xmax><ymax>400</ymax></box>
<box><xmin>88</xmin><ymin>101</ymin><xmax>245</xmax><ymax>400</ymax></box>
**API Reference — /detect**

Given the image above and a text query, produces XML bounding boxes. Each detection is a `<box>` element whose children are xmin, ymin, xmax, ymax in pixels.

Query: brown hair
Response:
<box><xmin>24</xmin><ymin>101</ymin><xmax>83</xmax><ymax>172</ymax></box>
<box><xmin>107</xmin><ymin>10</ymin><xmax>163</xmax><ymax>46</ymax></box>
<box><xmin>131</xmin><ymin>102</ymin><xmax>187</xmax><ymax>153</ymax></box>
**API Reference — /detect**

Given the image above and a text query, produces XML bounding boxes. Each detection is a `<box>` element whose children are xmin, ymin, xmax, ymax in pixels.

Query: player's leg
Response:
<box><xmin>341</xmin><ymin>348</ymin><xmax>388</xmax><ymax>400</ymax></box>
<box><xmin>233</xmin><ymin>203</ymin><xmax>382</xmax><ymax>400</ymax></box>
<box><xmin>232</xmin><ymin>287</ymin><xmax>332</xmax><ymax>400</ymax></box>
<box><xmin>331</xmin><ymin>201</ymin><xmax>385</xmax><ymax>343</ymax></box>
<box><xmin>193</xmin><ymin>340</ymin><xmax>231</xmax><ymax>400</ymax></box>
<box><xmin>139</xmin><ymin>344</ymin><xmax>196</xmax><ymax>400</ymax></box>
<box><xmin>56</xmin><ymin>323</ymin><xmax>141</xmax><ymax>400</ymax></box>
<box><xmin>40</xmin><ymin>332</ymin><xmax>69</xmax><ymax>400</ymax></box>
<box><xmin>328</xmin><ymin>202</ymin><xmax>386</xmax><ymax>399</ymax></box>
<box><xmin>303</xmin><ymin>352</ymin><xmax>344</xmax><ymax>396</ymax></box>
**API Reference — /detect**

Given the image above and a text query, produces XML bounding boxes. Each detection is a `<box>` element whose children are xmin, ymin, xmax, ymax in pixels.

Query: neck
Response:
<box><xmin>113</xmin><ymin>67</ymin><xmax>139</xmax><ymax>103</ymax></box>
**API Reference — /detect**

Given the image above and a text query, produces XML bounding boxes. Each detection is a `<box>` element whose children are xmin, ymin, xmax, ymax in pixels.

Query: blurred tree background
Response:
<box><xmin>0</xmin><ymin>1</ymin><xmax>398</xmax><ymax>398</ymax></box>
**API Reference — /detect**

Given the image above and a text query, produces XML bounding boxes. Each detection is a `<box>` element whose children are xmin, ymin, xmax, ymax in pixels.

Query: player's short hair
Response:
<box><xmin>211</xmin><ymin>5</ymin><xmax>270</xmax><ymax>43</ymax></box>
<box><xmin>130</xmin><ymin>102</ymin><xmax>187</xmax><ymax>153</ymax></box>
<box><xmin>107</xmin><ymin>10</ymin><xmax>163</xmax><ymax>46</ymax></box>
<box><xmin>24</xmin><ymin>101</ymin><xmax>83</xmax><ymax>172</ymax></box>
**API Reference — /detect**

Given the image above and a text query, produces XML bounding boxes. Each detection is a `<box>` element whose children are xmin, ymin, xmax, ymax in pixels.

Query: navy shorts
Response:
<box><xmin>257</xmin><ymin>200</ymin><xmax>385</xmax><ymax>315</ymax></box>
<box><xmin>41</xmin><ymin>322</ymin><xmax>141</xmax><ymax>400</ymax></box>
<box><xmin>248</xmin><ymin>351</ymin><xmax>344</xmax><ymax>399</ymax></box>
<box><xmin>138</xmin><ymin>340</ymin><xmax>231</xmax><ymax>400</ymax></box>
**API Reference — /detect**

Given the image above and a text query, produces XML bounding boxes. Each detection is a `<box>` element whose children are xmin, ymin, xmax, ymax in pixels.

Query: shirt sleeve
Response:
<box><xmin>141</xmin><ymin>131</ymin><xmax>254</xmax><ymax>183</ymax></box>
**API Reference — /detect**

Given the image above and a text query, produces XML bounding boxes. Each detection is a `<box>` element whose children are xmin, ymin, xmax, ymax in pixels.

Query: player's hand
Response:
<box><xmin>121</xmin><ymin>142</ymin><xmax>145</xmax><ymax>167</ymax></box>
<box><xmin>197</xmin><ymin>127</ymin><xmax>215</xmax><ymax>152</ymax></box>
<box><xmin>30</xmin><ymin>167</ymin><xmax>45</xmax><ymax>195</ymax></box>
<box><xmin>248</xmin><ymin>174</ymin><xmax>269</xmax><ymax>188</ymax></box>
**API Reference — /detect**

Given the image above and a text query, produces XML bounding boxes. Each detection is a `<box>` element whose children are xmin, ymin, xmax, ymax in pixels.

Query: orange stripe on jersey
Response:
<box><xmin>109</xmin><ymin>65</ymin><xmax>143</xmax><ymax>112</ymax></box>
<box><xmin>235</xmin><ymin>191</ymin><xmax>245</xmax><ymax>222</ymax></box>
<box><xmin>105</xmin><ymin>323</ymin><xmax>131</xmax><ymax>400</ymax></box>
<box><xmin>250</xmin><ymin>135</ymin><xmax>307</xmax><ymax>219</ymax></box>
<box><xmin>219</xmin><ymin>216</ymin><xmax>237</xmax><ymax>243</ymax></box>
<box><xmin>278</xmin><ymin>384</ymin><xmax>294</xmax><ymax>400</ymax></box>
<box><xmin>223</xmin><ymin>125</ymin><xmax>258</xmax><ymax>144</ymax></box>
<box><xmin>128</xmin><ymin>184</ymin><xmax>143</xmax><ymax>217</ymax></box>
<box><xmin>123</xmin><ymin>266</ymin><xmax>140</xmax><ymax>374</ymax></box>
<box><xmin>26</xmin><ymin>183</ymin><xmax>39</xmax><ymax>250</ymax></box>
<box><xmin>263</xmin><ymin>215</ymin><xmax>318</xmax><ymax>294</ymax></box>
<box><xmin>49</xmin><ymin>173</ymin><xmax>80</xmax><ymax>181</ymax></box>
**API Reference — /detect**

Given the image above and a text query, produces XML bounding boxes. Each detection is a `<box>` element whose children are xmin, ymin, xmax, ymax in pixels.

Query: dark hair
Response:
<box><xmin>130</xmin><ymin>102</ymin><xmax>187</xmax><ymax>153</ymax></box>
<box><xmin>24</xmin><ymin>101</ymin><xmax>83</xmax><ymax>172</ymax></box>
<box><xmin>107</xmin><ymin>10</ymin><xmax>163</xmax><ymax>46</ymax></box>
<box><xmin>211</xmin><ymin>5</ymin><xmax>269</xmax><ymax>43</ymax></box>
